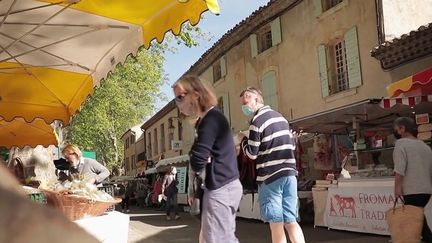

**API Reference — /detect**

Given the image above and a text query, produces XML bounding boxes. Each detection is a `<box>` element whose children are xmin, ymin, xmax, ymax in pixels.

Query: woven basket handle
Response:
<box><xmin>393</xmin><ymin>196</ymin><xmax>405</xmax><ymax>213</ymax></box>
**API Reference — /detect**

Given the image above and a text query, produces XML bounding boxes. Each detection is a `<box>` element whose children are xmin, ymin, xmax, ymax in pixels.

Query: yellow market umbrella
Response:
<box><xmin>0</xmin><ymin>0</ymin><xmax>219</xmax><ymax>124</ymax></box>
<box><xmin>0</xmin><ymin>118</ymin><xmax>58</xmax><ymax>149</ymax></box>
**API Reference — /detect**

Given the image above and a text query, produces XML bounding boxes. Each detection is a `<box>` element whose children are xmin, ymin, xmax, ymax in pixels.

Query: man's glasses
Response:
<box><xmin>240</xmin><ymin>87</ymin><xmax>262</xmax><ymax>97</ymax></box>
<box><xmin>175</xmin><ymin>92</ymin><xmax>188</xmax><ymax>102</ymax></box>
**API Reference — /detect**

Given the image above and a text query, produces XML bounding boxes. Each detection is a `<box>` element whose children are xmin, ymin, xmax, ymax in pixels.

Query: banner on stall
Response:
<box><xmin>176</xmin><ymin>167</ymin><xmax>187</xmax><ymax>194</ymax></box>
<box><xmin>324</xmin><ymin>186</ymin><xmax>397</xmax><ymax>235</ymax></box>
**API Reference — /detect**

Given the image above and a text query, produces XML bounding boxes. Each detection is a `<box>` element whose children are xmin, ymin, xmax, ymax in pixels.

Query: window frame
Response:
<box><xmin>257</xmin><ymin>25</ymin><xmax>273</xmax><ymax>54</ymax></box>
<box><xmin>323</xmin><ymin>0</ymin><xmax>344</xmax><ymax>12</ymax></box>
<box><xmin>160</xmin><ymin>123</ymin><xmax>166</xmax><ymax>153</ymax></box>
<box><xmin>212</xmin><ymin>61</ymin><xmax>222</xmax><ymax>82</ymax></box>
<box><xmin>332</xmin><ymin>39</ymin><xmax>349</xmax><ymax>93</ymax></box>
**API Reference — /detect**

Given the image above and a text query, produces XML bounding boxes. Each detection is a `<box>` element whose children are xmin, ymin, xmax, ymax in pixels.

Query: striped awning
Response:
<box><xmin>380</xmin><ymin>95</ymin><xmax>432</xmax><ymax>109</ymax></box>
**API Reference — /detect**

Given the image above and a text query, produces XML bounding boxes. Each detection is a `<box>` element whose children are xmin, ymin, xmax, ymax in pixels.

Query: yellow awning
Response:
<box><xmin>0</xmin><ymin>0</ymin><xmax>219</xmax><ymax>124</ymax></box>
<box><xmin>0</xmin><ymin>118</ymin><xmax>58</xmax><ymax>149</ymax></box>
<box><xmin>0</xmin><ymin>62</ymin><xmax>93</xmax><ymax>124</ymax></box>
<box><xmin>386</xmin><ymin>66</ymin><xmax>432</xmax><ymax>97</ymax></box>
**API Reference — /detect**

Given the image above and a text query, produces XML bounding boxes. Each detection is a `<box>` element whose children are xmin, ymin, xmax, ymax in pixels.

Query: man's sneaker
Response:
<box><xmin>126</xmin><ymin>209</ymin><xmax>130</xmax><ymax>213</ymax></box>
<box><xmin>175</xmin><ymin>215</ymin><xmax>180</xmax><ymax>220</ymax></box>
<box><xmin>166</xmin><ymin>216</ymin><xmax>171</xmax><ymax>221</ymax></box>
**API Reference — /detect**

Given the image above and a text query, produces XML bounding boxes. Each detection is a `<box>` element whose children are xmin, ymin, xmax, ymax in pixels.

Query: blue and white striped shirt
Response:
<box><xmin>241</xmin><ymin>106</ymin><xmax>297</xmax><ymax>184</ymax></box>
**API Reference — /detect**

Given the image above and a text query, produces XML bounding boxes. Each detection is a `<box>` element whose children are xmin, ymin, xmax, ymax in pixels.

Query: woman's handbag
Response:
<box><xmin>386</xmin><ymin>197</ymin><xmax>424</xmax><ymax>243</ymax></box>
<box><xmin>190</xmin><ymin>172</ymin><xmax>204</xmax><ymax>216</ymax></box>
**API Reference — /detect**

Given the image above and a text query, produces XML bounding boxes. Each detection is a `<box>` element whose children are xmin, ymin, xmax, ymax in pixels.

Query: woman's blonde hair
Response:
<box><xmin>172</xmin><ymin>75</ymin><xmax>217</xmax><ymax>113</ymax></box>
<box><xmin>62</xmin><ymin>144</ymin><xmax>82</xmax><ymax>158</ymax></box>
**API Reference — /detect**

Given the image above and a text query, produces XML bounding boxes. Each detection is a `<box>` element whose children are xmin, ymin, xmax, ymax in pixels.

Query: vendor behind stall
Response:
<box><xmin>61</xmin><ymin>144</ymin><xmax>110</xmax><ymax>185</ymax></box>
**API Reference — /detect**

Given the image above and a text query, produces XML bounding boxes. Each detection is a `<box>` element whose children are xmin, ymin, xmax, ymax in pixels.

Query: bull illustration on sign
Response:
<box><xmin>330</xmin><ymin>194</ymin><xmax>356</xmax><ymax>218</ymax></box>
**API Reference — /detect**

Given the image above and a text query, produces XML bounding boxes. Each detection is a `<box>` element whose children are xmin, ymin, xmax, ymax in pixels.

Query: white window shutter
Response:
<box><xmin>250</xmin><ymin>34</ymin><xmax>258</xmax><ymax>58</ymax></box>
<box><xmin>271</xmin><ymin>17</ymin><xmax>282</xmax><ymax>46</ymax></box>
<box><xmin>220</xmin><ymin>56</ymin><xmax>227</xmax><ymax>77</ymax></box>
<box><xmin>317</xmin><ymin>44</ymin><xmax>330</xmax><ymax>97</ymax></box>
<box><xmin>314</xmin><ymin>0</ymin><xmax>323</xmax><ymax>17</ymax></box>
<box><xmin>345</xmin><ymin>26</ymin><xmax>362</xmax><ymax>88</ymax></box>
<box><xmin>222</xmin><ymin>93</ymin><xmax>231</xmax><ymax>124</ymax></box>
<box><xmin>261</xmin><ymin>71</ymin><xmax>278</xmax><ymax>111</ymax></box>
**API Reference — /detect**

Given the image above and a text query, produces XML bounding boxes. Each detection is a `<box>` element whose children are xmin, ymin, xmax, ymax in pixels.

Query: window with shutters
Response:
<box><xmin>160</xmin><ymin>123</ymin><xmax>165</xmax><ymax>153</ymax></box>
<box><xmin>147</xmin><ymin>132</ymin><xmax>152</xmax><ymax>158</ymax></box>
<box><xmin>129</xmin><ymin>135</ymin><xmax>135</xmax><ymax>148</ymax></box>
<box><xmin>213</xmin><ymin>62</ymin><xmax>221</xmax><ymax>82</ymax></box>
<box><xmin>125</xmin><ymin>157</ymin><xmax>130</xmax><ymax>172</ymax></box>
<box><xmin>153</xmin><ymin>128</ymin><xmax>158</xmax><ymax>156</ymax></box>
<box><xmin>323</xmin><ymin>0</ymin><xmax>343</xmax><ymax>11</ymax></box>
<box><xmin>258</xmin><ymin>26</ymin><xmax>273</xmax><ymax>53</ymax></box>
<box><xmin>314</xmin><ymin>0</ymin><xmax>347</xmax><ymax>18</ymax></box>
<box><xmin>250</xmin><ymin>17</ymin><xmax>281</xmax><ymax>57</ymax></box>
<box><xmin>317</xmin><ymin>26</ymin><xmax>362</xmax><ymax>98</ymax></box>
<box><xmin>332</xmin><ymin>40</ymin><xmax>349</xmax><ymax>93</ymax></box>
<box><xmin>211</xmin><ymin>57</ymin><xmax>226</xmax><ymax>83</ymax></box>
<box><xmin>217</xmin><ymin>97</ymin><xmax>224</xmax><ymax>114</ymax></box>
<box><xmin>217</xmin><ymin>94</ymin><xmax>231</xmax><ymax>124</ymax></box>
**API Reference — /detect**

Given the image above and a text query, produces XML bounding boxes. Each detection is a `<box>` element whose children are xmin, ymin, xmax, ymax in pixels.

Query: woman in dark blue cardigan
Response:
<box><xmin>172</xmin><ymin>75</ymin><xmax>242</xmax><ymax>243</ymax></box>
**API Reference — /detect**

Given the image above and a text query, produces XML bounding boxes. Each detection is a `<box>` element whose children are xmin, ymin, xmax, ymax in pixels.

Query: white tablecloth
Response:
<box><xmin>75</xmin><ymin>211</ymin><xmax>129</xmax><ymax>243</ymax></box>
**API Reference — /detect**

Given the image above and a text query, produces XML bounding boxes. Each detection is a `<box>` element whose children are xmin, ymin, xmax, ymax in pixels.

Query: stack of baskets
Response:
<box><xmin>41</xmin><ymin>189</ymin><xmax>121</xmax><ymax>221</ymax></box>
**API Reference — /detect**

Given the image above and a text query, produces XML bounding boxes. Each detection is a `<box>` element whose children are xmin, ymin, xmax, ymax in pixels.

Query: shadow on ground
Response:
<box><xmin>127</xmin><ymin>207</ymin><xmax>389</xmax><ymax>243</ymax></box>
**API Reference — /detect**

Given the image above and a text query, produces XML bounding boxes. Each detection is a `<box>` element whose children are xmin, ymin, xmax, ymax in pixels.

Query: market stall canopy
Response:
<box><xmin>0</xmin><ymin>117</ymin><xmax>58</xmax><ymax>148</ymax></box>
<box><xmin>290</xmin><ymin>98</ymin><xmax>432</xmax><ymax>134</ymax></box>
<box><xmin>386</xmin><ymin>67</ymin><xmax>432</xmax><ymax>97</ymax></box>
<box><xmin>0</xmin><ymin>0</ymin><xmax>219</xmax><ymax>124</ymax></box>
<box><xmin>155</xmin><ymin>154</ymin><xmax>189</xmax><ymax>168</ymax></box>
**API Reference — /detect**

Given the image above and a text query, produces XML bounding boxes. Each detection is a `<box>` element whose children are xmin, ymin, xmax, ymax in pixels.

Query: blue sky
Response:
<box><xmin>158</xmin><ymin>0</ymin><xmax>271</xmax><ymax>109</ymax></box>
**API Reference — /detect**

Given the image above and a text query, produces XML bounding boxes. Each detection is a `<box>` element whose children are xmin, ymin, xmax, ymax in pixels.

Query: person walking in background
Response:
<box><xmin>162</xmin><ymin>166</ymin><xmax>180</xmax><ymax>220</ymax></box>
<box><xmin>172</xmin><ymin>75</ymin><xmax>242</xmax><ymax>243</ymax></box>
<box><xmin>135</xmin><ymin>184</ymin><xmax>146</xmax><ymax>208</ymax></box>
<box><xmin>393</xmin><ymin>117</ymin><xmax>432</xmax><ymax>242</ymax></box>
<box><xmin>119</xmin><ymin>181</ymin><xmax>132</xmax><ymax>213</ymax></box>
<box><xmin>239</xmin><ymin>87</ymin><xmax>305</xmax><ymax>243</ymax></box>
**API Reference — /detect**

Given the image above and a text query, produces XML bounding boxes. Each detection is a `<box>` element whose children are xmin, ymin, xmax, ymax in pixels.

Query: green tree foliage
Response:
<box><xmin>67</xmin><ymin>46</ymin><xmax>164</xmax><ymax>173</ymax></box>
<box><xmin>66</xmin><ymin>23</ymin><xmax>211</xmax><ymax>175</ymax></box>
<box><xmin>0</xmin><ymin>147</ymin><xmax>9</xmax><ymax>162</ymax></box>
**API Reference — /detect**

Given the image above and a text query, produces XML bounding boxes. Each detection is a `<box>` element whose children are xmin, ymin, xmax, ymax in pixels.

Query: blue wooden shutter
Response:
<box><xmin>345</xmin><ymin>26</ymin><xmax>362</xmax><ymax>88</ymax></box>
<box><xmin>317</xmin><ymin>44</ymin><xmax>330</xmax><ymax>97</ymax></box>
<box><xmin>220</xmin><ymin>56</ymin><xmax>227</xmax><ymax>77</ymax></box>
<box><xmin>271</xmin><ymin>17</ymin><xmax>282</xmax><ymax>46</ymax></box>
<box><xmin>261</xmin><ymin>71</ymin><xmax>278</xmax><ymax>111</ymax></box>
<box><xmin>208</xmin><ymin>66</ymin><xmax>214</xmax><ymax>83</ymax></box>
<box><xmin>314</xmin><ymin>0</ymin><xmax>323</xmax><ymax>17</ymax></box>
<box><xmin>250</xmin><ymin>34</ymin><xmax>258</xmax><ymax>58</ymax></box>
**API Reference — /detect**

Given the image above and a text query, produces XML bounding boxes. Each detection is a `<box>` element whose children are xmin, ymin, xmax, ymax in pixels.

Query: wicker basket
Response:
<box><xmin>41</xmin><ymin>189</ymin><xmax>122</xmax><ymax>221</ymax></box>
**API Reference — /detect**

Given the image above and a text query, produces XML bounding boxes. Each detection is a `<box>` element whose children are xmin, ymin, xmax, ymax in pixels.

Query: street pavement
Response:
<box><xmin>126</xmin><ymin>207</ymin><xmax>389</xmax><ymax>243</ymax></box>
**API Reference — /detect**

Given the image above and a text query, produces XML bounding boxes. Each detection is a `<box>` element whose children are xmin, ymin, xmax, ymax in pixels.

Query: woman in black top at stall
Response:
<box><xmin>172</xmin><ymin>75</ymin><xmax>242</xmax><ymax>243</ymax></box>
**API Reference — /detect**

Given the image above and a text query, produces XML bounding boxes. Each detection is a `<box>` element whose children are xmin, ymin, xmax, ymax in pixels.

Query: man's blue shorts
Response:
<box><xmin>258</xmin><ymin>176</ymin><xmax>298</xmax><ymax>224</ymax></box>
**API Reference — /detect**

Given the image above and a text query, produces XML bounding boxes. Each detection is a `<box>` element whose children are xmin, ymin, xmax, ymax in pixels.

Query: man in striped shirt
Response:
<box><xmin>239</xmin><ymin>87</ymin><xmax>305</xmax><ymax>243</ymax></box>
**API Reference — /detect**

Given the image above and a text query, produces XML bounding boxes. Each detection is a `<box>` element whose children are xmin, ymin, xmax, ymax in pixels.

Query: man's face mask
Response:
<box><xmin>393</xmin><ymin>129</ymin><xmax>401</xmax><ymax>140</ymax></box>
<box><xmin>242</xmin><ymin>104</ymin><xmax>254</xmax><ymax>116</ymax></box>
